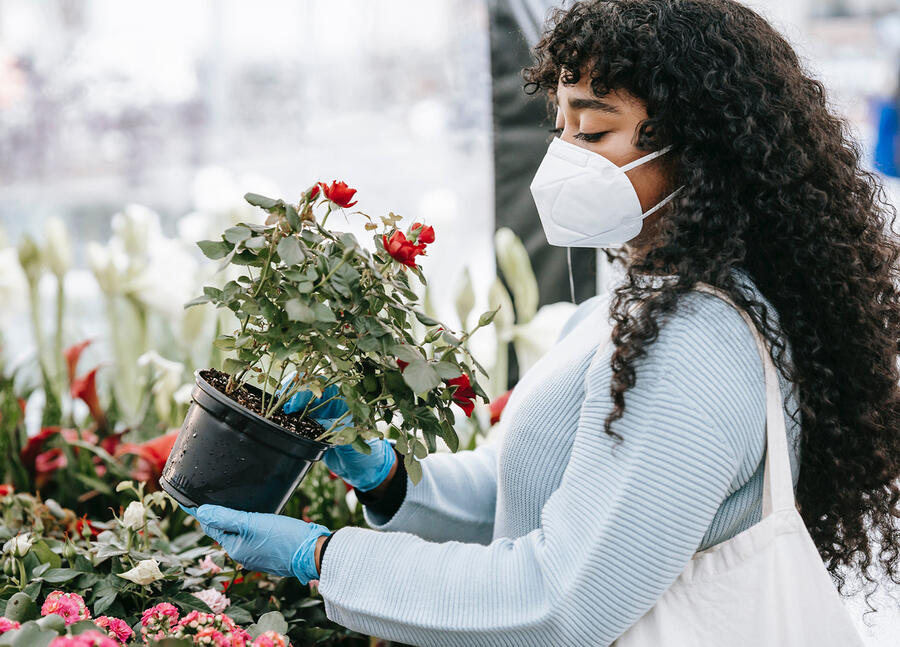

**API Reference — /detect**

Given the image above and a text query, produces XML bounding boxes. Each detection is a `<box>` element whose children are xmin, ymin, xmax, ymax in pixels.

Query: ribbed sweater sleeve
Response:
<box><xmin>317</xmin><ymin>291</ymin><xmax>775</xmax><ymax>646</ymax></box>
<box><xmin>358</xmin><ymin>440</ymin><xmax>500</xmax><ymax>545</ymax></box>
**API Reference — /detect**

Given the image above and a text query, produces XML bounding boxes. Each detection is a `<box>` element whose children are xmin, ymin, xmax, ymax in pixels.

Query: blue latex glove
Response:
<box><xmin>322</xmin><ymin>438</ymin><xmax>396</xmax><ymax>492</ymax></box>
<box><xmin>280</xmin><ymin>376</ymin><xmax>396</xmax><ymax>492</ymax></box>
<box><xmin>181</xmin><ymin>504</ymin><xmax>331</xmax><ymax>584</ymax></box>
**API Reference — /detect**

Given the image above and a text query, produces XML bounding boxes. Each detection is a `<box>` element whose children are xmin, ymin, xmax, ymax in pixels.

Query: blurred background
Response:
<box><xmin>1</xmin><ymin>0</ymin><xmax>900</xmax><ymax>643</ymax></box>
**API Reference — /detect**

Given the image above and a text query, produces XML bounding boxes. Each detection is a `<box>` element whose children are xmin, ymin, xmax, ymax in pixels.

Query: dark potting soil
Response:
<box><xmin>200</xmin><ymin>368</ymin><xmax>329</xmax><ymax>443</ymax></box>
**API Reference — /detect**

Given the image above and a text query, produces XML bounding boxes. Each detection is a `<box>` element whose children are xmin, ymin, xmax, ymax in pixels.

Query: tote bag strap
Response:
<box><xmin>692</xmin><ymin>283</ymin><xmax>796</xmax><ymax>516</ymax></box>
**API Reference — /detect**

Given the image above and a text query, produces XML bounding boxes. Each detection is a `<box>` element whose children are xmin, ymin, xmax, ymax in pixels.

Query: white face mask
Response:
<box><xmin>529</xmin><ymin>136</ymin><xmax>683</xmax><ymax>248</ymax></box>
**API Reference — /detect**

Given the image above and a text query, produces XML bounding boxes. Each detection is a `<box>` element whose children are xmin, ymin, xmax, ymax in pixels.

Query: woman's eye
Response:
<box><xmin>547</xmin><ymin>127</ymin><xmax>563</xmax><ymax>136</ymax></box>
<box><xmin>575</xmin><ymin>131</ymin><xmax>608</xmax><ymax>142</ymax></box>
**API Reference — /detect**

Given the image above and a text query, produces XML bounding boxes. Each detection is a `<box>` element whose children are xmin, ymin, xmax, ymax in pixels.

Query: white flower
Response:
<box><xmin>191</xmin><ymin>588</ymin><xmax>230</xmax><ymax>614</ymax></box>
<box><xmin>43</xmin><ymin>216</ymin><xmax>72</xmax><ymax>278</ymax></box>
<box><xmin>512</xmin><ymin>302</ymin><xmax>578</xmax><ymax>376</ymax></box>
<box><xmin>137</xmin><ymin>351</ymin><xmax>187</xmax><ymax>423</ymax></box>
<box><xmin>111</xmin><ymin>204</ymin><xmax>161</xmax><ymax>257</ymax></box>
<box><xmin>118</xmin><ymin>559</ymin><xmax>164</xmax><ymax>585</ymax></box>
<box><xmin>4</xmin><ymin>533</ymin><xmax>33</xmax><ymax>557</ymax></box>
<box><xmin>494</xmin><ymin>227</ymin><xmax>538</xmax><ymax>324</ymax></box>
<box><xmin>122</xmin><ymin>501</ymin><xmax>146</xmax><ymax>530</ymax></box>
<box><xmin>87</xmin><ymin>241</ymin><xmax>127</xmax><ymax>295</ymax></box>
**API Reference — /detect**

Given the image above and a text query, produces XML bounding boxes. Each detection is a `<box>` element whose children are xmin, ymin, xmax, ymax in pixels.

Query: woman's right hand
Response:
<box><xmin>281</xmin><ymin>379</ymin><xmax>396</xmax><ymax>492</ymax></box>
<box><xmin>323</xmin><ymin>438</ymin><xmax>397</xmax><ymax>492</ymax></box>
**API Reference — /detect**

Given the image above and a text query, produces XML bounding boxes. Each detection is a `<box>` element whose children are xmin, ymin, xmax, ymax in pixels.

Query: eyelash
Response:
<box><xmin>547</xmin><ymin>127</ymin><xmax>608</xmax><ymax>142</ymax></box>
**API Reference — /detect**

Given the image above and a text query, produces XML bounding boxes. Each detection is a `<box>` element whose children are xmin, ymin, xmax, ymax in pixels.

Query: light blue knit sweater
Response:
<box><xmin>317</xmin><ymin>268</ymin><xmax>802</xmax><ymax>647</ymax></box>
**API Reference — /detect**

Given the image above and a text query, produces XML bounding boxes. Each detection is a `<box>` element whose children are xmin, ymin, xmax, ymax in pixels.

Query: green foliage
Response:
<box><xmin>189</xmin><ymin>189</ymin><xmax>495</xmax><ymax>481</ymax></box>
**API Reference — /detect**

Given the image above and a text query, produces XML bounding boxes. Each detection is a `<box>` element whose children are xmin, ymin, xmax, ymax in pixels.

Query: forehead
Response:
<box><xmin>552</xmin><ymin>74</ymin><xmax>644</xmax><ymax>112</ymax></box>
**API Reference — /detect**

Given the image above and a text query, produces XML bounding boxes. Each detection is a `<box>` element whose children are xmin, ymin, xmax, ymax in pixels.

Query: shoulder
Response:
<box><xmin>557</xmin><ymin>293</ymin><xmax>609</xmax><ymax>343</ymax></box>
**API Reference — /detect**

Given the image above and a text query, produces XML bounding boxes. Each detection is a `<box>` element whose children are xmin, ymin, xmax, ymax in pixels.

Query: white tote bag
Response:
<box><xmin>613</xmin><ymin>283</ymin><xmax>866</xmax><ymax>647</ymax></box>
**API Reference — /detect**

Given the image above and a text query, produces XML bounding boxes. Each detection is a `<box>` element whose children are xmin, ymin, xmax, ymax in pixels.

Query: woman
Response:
<box><xmin>185</xmin><ymin>1</ymin><xmax>900</xmax><ymax>644</ymax></box>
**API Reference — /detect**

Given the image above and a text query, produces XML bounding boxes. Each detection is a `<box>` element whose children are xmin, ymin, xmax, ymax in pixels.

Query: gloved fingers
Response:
<box><xmin>194</xmin><ymin>504</ymin><xmax>250</xmax><ymax>533</ymax></box>
<box><xmin>179</xmin><ymin>503</ymin><xmax>198</xmax><ymax>516</ymax></box>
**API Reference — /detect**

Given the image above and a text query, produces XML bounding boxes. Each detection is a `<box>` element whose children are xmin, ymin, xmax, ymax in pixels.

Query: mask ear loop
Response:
<box><xmin>566</xmin><ymin>246</ymin><xmax>576</xmax><ymax>304</ymax></box>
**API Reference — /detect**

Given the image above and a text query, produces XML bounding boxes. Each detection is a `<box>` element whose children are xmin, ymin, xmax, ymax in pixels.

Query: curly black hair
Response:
<box><xmin>524</xmin><ymin>0</ymin><xmax>900</xmax><ymax>602</ymax></box>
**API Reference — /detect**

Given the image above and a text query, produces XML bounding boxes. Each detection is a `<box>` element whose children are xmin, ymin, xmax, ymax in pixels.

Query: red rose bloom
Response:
<box><xmin>447</xmin><ymin>374</ymin><xmax>476</xmax><ymax>418</ymax></box>
<box><xmin>383</xmin><ymin>231</ymin><xmax>426</xmax><ymax>268</ymax></box>
<box><xmin>318</xmin><ymin>180</ymin><xmax>358</xmax><ymax>208</ymax></box>
<box><xmin>307</xmin><ymin>183</ymin><xmax>320</xmax><ymax>200</ymax></box>
<box><xmin>409</xmin><ymin>222</ymin><xmax>435</xmax><ymax>244</ymax></box>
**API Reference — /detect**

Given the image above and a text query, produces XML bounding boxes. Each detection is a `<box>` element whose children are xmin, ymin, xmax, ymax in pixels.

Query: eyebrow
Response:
<box><xmin>565</xmin><ymin>97</ymin><xmax>622</xmax><ymax>114</ymax></box>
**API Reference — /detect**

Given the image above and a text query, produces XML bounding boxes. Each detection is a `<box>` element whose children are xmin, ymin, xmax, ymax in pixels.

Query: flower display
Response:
<box><xmin>93</xmin><ymin>616</ymin><xmax>134</xmax><ymax>644</ymax></box>
<box><xmin>252</xmin><ymin>631</ymin><xmax>291</xmax><ymax>647</ymax></box>
<box><xmin>381</xmin><ymin>230</ymin><xmax>424</xmax><ymax>268</ymax></box>
<box><xmin>118</xmin><ymin>559</ymin><xmax>164</xmax><ymax>585</ymax></box>
<box><xmin>198</xmin><ymin>555</ymin><xmax>222</xmax><ymax>574</ymax></box>
<box><xmin>122</xmin><ymin>501</ymin><xmax>146</xmax><ymax>530</ymax></box>
<box><xmin>71</xmin><ymin>367</ymin><xmax>105</xmax><ymax>426</ymax></box>
<box><xmin>41</xmin><ymin>591</ymin><xmax>91</xmax><ymax>625</ymax></box>
<box><xmin>0</xmin><ymin>617</ymin><xmax>20</xmax><ymax>634</ymax></box>
<box><xmin>141</xmin><ymin>602</ymin><xmax>180</xmax><ymax>642</ymax></box>
<box><xmin>49</xmin><ymin>631</ymin><xmax>119</xmax><ymax>647</ymax></box>
<box><xmin>191</xmin><ymin>588</ymin><xmax>230</xmax><ymax>614</ymax></box>
<box><xmin>317</xmin><ymin>180</ymin><xmax>357</xmax><ymax>208</ymax></box>
<box><xmin>174</xmin><ymin>611</ymin><xmax>248</xmax><ymax>647</ymax></box>
<box><xmin>447</xmin><ymin>374</ymin><xmax>477</xmax><ymax>417</ymax></box>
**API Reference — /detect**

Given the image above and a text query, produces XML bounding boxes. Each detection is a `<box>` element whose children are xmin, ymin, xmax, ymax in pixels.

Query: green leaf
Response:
<box><xmin>390</xmin><ymin>345</ymin><xmax>422</xmax><ymax>363</ymax></box>
<box><xmin>226</xmin><ymin>606</ymin><xmax>253</xmax><ymax>624</ymax></box>
<box><xmin>244</xmin><ymin>236</ymin><xmax>267</xmax><ymax>249</ymax></box>
<box><xmin>183</xmin><ymin>295</ymin><xmax>210</xmax><ymax>309</ymax></box>
<box><xmin>213</xmin><ymin>335</ymin><xmax>236</xmax><ymax>350</ymax></box>
<box><xmin>203</xmin><ymin>286</ymin><xmax>223</xmax><ymax>300</ymax></box>
<box><xmin>256</xmin><ymin>611</ymin><xmax>289</xmax><ymax>636</ymax></box>
<box><xmin>277</xmin><ymin>236</ymin><xmax>304</xmax><ymax>266</ymax></box>
<box><xmin>312</xmin><ymin>302</ymin><xmax>336</xmax><ymax>323</ymax></box>
<box><xmin>350</xmin><ymin>436</ymin><xmax>372</xmax><ymax>455</ymax></box>
<box><xmin>3</xmin><ymin>593</ymin><xmax>36</xmax><ymax>623</ymax></box>
<box><xmin>222</xmin><ymin>358</ymin><xmax>249</xmax><ymax>375</ymax></box>
<box><xmin>284</xmin><ymin>203</ymin><xmax>301</xmax><ymax>229</ymax></box>
<box><xmin>30</xmin><ymin>541</ymin><xmax>60</xmax><ymax>570</ymax></box>
<box><xmin>414</xmin><ymin>311</ymin><xmax>441</xmax><ymax>326</ymax></box>
<box><xmin>149</xmin><ymin>640</ymin><xmax>193</xmax><ymax>647</ymax></box>
<box><xmin>197</xmin><ymin>240</ymin><xmax>231</xmax><ymax>260</ymax></box>
<box><xmin>244</xmin><ymin>193</ymin><xmax>280</xmax><ymax>209</ymax></box>
<box><xmin>433</xmin><ymin>361</ymin><xmax>462</xmax><ymax>380</ymax></box>
<box><xmin>39</xmin><ymin>568</ymin><xmax>81</xmax><ymax>584</ymax></box>
<box><xmin>412</xmin><ymin>437</ymin><xmax>427</xmax><ymax>459</ymax></box>
<box><xmin>405</xmin><ymin>453</ymin><xmax>423</xmax><ymax>484</ymax></box>
<box><xmin>285</xmin><ymin>299</ymin><xmax>315</xmax><ymax>323</ymax></box>
<box><xmin>401</xmin><ymin>360</ymin><xmax>441</xmax><ymax>395</ymax></box>
<box><xmin>442</xmin><ymin>331</ymin><xmax>462</xmax><ymax>347</ymax></box>
<box><xmin>438</xmin><ymin>420</ymin><xmax>459</xmax><ymax>452</ymax></box>
<box><xmin>223</xmin><ymin>226</ymin><xmax>252</xmax><ymax>244</ymax></box>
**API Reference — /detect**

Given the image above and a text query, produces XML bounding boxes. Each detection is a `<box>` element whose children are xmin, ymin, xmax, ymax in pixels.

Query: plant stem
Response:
<box><xmin>313</xmin><ymin>395</ymin><xmax>388</xmax><ymax>442</ymax></box>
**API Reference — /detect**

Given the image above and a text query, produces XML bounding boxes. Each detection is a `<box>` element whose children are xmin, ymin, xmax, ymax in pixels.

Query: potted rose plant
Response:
<box><xmin>160</xmin><ymin>181</ymin><xmax>495</xmax><ymax>514</ymax></box>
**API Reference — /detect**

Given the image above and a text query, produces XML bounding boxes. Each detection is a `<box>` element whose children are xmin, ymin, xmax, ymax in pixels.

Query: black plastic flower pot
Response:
<box><xmin>160</xmin><ymin>369</ymin><xmax>332</xmax><ymax>514</ymax></box>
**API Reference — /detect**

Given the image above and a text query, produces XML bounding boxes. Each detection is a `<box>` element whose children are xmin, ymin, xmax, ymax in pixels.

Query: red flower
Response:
<box><xmin>318</xmin><ymin>180</ymin><xmax>358</xmax><ymax>208</ymax></box>
<box><xmin>382</xmin><ymin>231</ymin><xmax>427</xmax><ymax>269</ymax></box>
<box><xmin>221</xmin><ymin>576</ymin><xmax>244</xmax><ymax>592</ymax></box>
<box><xmin>63</xmin><ymin>340</ymin><xmax>91</xmax><ymax>386</ymax></box>
<box><xmin>489</xmin><ymin>389</ymin><xmax>512</xmax><ymax>425</ymax></box>
<box><xmin>447</xmin><ymin>374</ymin><xmax>476</xmax><ymax>418</ymax></box>
<box><xmin>409</xmin><ymin>223</ymin><xmax>435</xmax><ymax>245</ymax></box>
<box><xmin>21</xmin><ymin>427</ymin><xmax>63</xmax><ymax>471</ymax></box>
<box><xmin>396</xmin><ymin>359</ymin><xmax>409</xmax><ymax>372</ymax></box>
<box><xmin>35</xmin><ymin>448</ymin><xmax>67</xmax><ymax>474</ymax></box>
<box><xmin>71</xmin><ymin>367</ymin><xmax>105</xmax><ymax>426</ymax></box>
<box><xmin>0</xmin><ymin>484</ymin><xmax>13</xmax><ymax>497</ymax></box>
<box><xmin>307</xmin><ymin>184</ymin><xmax>320</xmax><ymax>200</ymax></box>
<box><xmin>117</xmin><ymin>430</ymin><xmax>178</xmax><ymax>486</ymax></box>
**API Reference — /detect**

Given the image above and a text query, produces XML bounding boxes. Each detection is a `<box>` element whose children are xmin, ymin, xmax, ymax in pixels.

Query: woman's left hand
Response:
<box><xmin>182</xmin><ymin>504</ymin><xmax>332</xmax><ymax>584</ymax></box>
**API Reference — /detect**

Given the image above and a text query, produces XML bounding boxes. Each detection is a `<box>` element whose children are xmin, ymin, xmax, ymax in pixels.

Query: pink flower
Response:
<box><xmin>93</xmin><ymin>616</ymin><xmax>133</xmax><ymax>644</ymax></box>
<box><xmin>140</xmin><ymin>602</ymin><xmax>180</xmax><ymax>642</ymax></box>
<box><xmin>0</xmin><ymin>618</ymin><xmax>20</xmax><ymax>634</ymax></box>
<box><xmin>41</xmin><ymin>591</ymin><xmax>91</xmax><ymax>625</ymax></box>
<box><xmin>198</xmin><ymin>556</ymin><xmax>221</xmax><ymax>574</ymax></box>
<box><xmin>174</xmin><ymin>611</ymin><xmax>245</xmax><ymax>646</ymax></box>
<box><xmin>49</xmin><ymin>631</ymin><xmax>118</xmax><ymax>647</ymax></box>
<box><xmin>252</xmin><ymin>631</ymin><xmax>291</xmax><ymax>647</ymax></box>
<box><xmin>193</xmin><ymin>628</ymin><xmax>228</xmax><ymax>647</ymax></box>
<box><xmin>191</xmin><ymin>589</ymin><xmax>230</xmax><ymax>614</ymax></box>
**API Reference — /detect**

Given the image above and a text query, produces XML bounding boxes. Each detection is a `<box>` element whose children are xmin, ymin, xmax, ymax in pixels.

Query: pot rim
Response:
<box><xmin>193</xmin><ymin>368</ymin><xmax>333</xmax><ymax>450</ymax></box>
